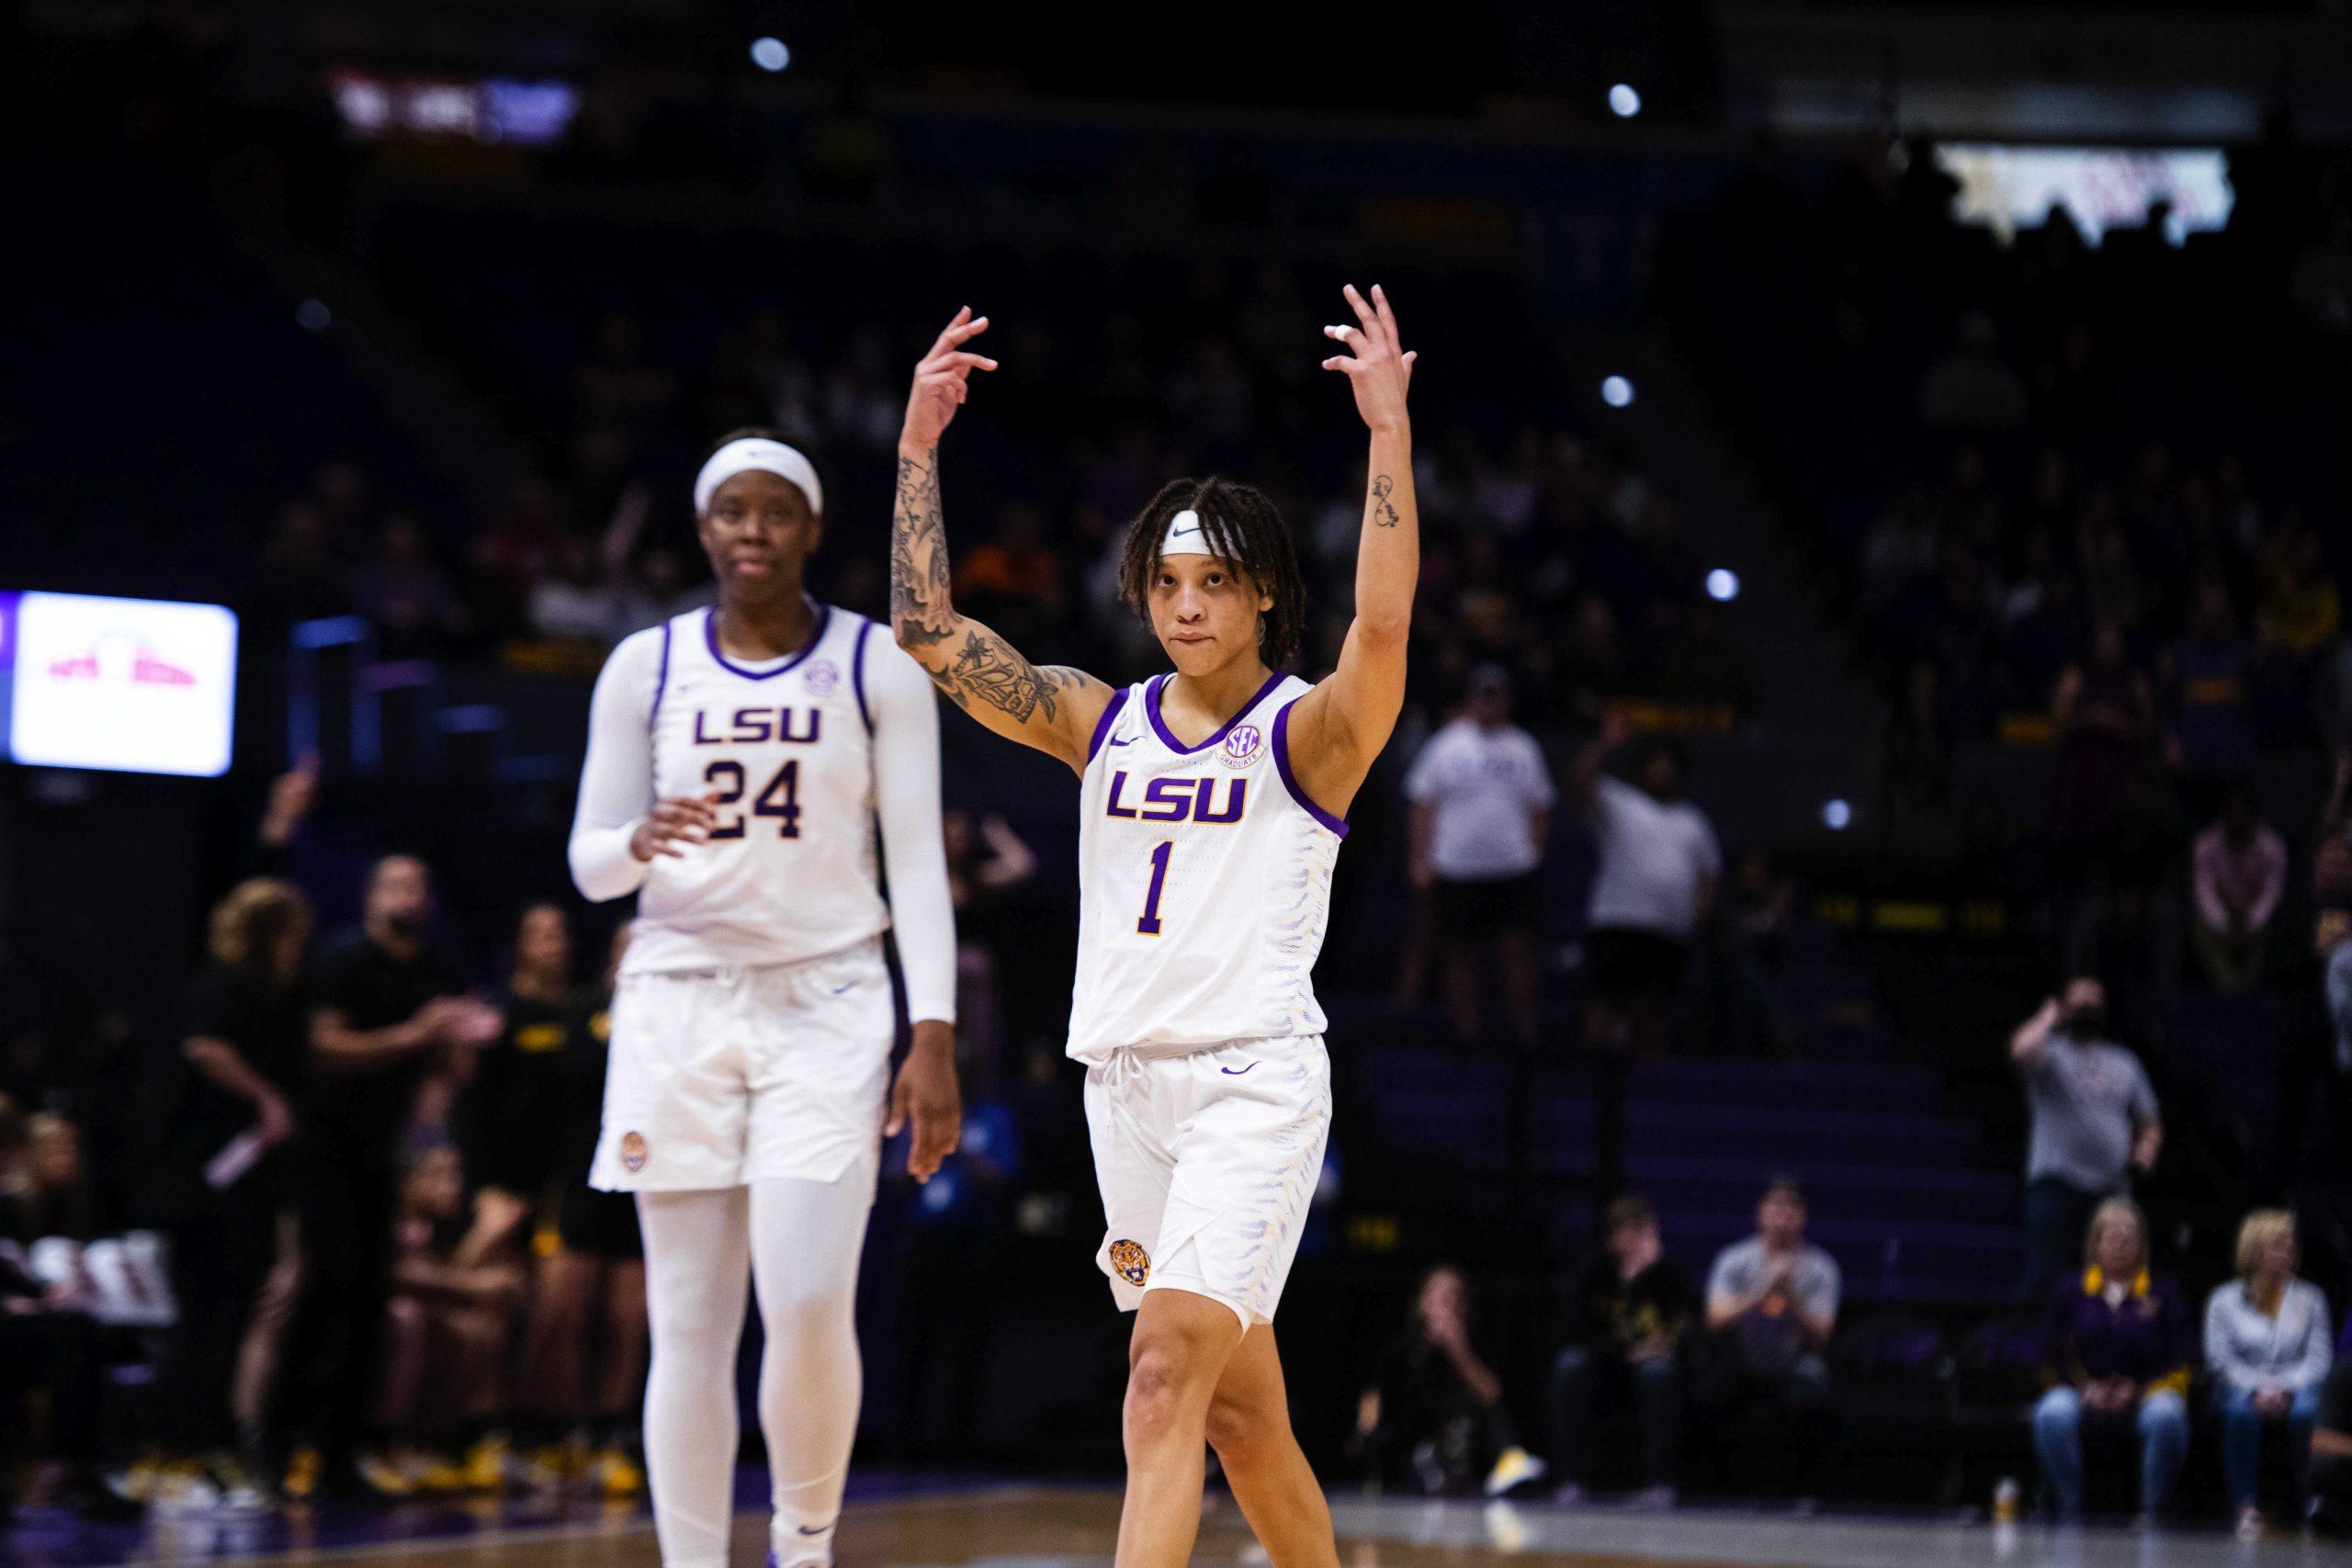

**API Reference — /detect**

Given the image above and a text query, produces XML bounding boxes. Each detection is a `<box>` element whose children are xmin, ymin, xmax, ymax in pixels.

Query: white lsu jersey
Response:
<box><xmin>625</xmin><ymin>604</ymin><xmax>888</xmax><ymax>976</ymax></box>
<box><xmin>1066</xmin><ymin>671</ymin><xmax>1346</xmax><ymax>1063</ymax></box>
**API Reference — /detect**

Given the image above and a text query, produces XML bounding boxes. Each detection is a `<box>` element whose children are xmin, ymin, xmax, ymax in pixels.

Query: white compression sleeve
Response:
<box><xmin>570</xmin><ymin>626</ymin><xmax>665</xmax><ymax>901</ymax></box>
<box><xmin>866</xmin><ymin>639</ymin><xmax>957</xmax><ymax>1025</ymax></box>
<box><xmin>750</xmin><ymin>1166</ymin><xmax>876</xmax><ymax>1568</ymax></box>
<box><xmin>639</xmin><ymin>1187</ymin><xmax>752</xmax><ymax>1568</ymax></box>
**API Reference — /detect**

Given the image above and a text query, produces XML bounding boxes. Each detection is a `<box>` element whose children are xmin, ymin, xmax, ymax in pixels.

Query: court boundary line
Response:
<box><xmin>209</xmin><ymin>1483</ymin><xmax>1057</xmax><ymax>1567</ymax></box>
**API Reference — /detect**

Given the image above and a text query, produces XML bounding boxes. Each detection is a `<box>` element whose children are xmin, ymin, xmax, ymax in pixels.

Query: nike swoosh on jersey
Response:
<box><xmin>1221</xmin><ymin>1062</ymin><xmax>1258</xmax><ymax>1076</ymax></box>
<box><xmin>1108</xmin><ymin>735</ymin><xmax>1138</xmax><ymax>747</ymax></box>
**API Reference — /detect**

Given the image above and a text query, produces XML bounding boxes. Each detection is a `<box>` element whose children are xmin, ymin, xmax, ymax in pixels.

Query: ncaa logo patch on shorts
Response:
<box><xmin>619</xmin><ymin>1132</ymin><xmax>650</xmax><ymax>1173</ymax></box>
<box><xmin>1108</xmin><ymin>1238</ymin><xmax>1151</xmax><ymax>1287</ymax></box>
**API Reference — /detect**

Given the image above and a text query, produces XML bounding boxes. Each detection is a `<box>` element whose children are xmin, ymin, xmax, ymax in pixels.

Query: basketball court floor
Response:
<box><xmin>13</xmin><ymin>1479</ymin><xmax>2351</xmax><ymax>1568</ymax></box>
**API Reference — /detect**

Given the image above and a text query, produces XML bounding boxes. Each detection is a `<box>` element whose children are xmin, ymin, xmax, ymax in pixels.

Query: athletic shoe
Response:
<box><xmin>1483</xmin><ymin>1446</ymin><xmax>1548</xmax><ymax>1497</ymax></box>
<box><xmin>2237</xmin><ymin>1507</ymin><xmax>2265</xmax><ymax>1541</ymax></box>
<box><xmin>520</xmin><ymin>1446</ymin><xmax>575</xmax><ymax>1491</ymax></box>
<box><xmin>152</xmin><ymin>1465</ymin><xmax>220</xmax><ymax>1517</ymax></box>
<box><xmin>108</xmin><ymin>1458</ymin><xmax>165</xmax><ymax>1504</ymax></box>
<box><xmin>357</xmin><ymin>1451</ymin><xmax>418</xmax><ymax>1498</ymax></box>
<box><xmin>281</xmin><ymin>1448</ymin><xmax>322</xmax><ymax>1501</ymax></box>
<box><xmin>461</xmin><ymin>1434</ymin><xmax>513</xmax><ymax>1494</ymax></box>
<box><xmin>594</xmin><ymin>1447</ymin><xmax>645</xmax><ymax>1498</ymax></box>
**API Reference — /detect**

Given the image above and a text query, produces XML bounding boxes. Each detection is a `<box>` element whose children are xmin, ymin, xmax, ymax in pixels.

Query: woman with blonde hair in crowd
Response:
<box><xmin>2205</xmin><ymin>1210</ymin><xmax>2332</xmax><ymax>1537</ymax></box>
<box><xmin>2032</xmin><ymin>1197</ymin><xmax>2192</xmax><ymax>1520</ymax></box>
<box><xmin>153</xmin><ymin>876</ymin><xmax>314</xmax><ymax>1506</ymax></box>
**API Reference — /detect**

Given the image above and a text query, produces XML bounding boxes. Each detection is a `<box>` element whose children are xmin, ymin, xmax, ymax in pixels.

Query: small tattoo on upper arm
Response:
<box><xmin>1371</xmin><ymin>474</ymin><xmax>1400</xmax><ymax>528</ymax></box>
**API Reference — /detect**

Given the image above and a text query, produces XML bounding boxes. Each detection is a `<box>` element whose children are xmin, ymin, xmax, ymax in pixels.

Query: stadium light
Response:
<box><xmin>1705</xmin><ymin>569</ymin><xmax>1739</xmax><ymax>603</ymax></box>
<box><xmin>1600</xmin><ymin>375</ymin><xmax>1634</xmax><ymax>408</ymax></box>
<box><xmin>1823</xmin><ymin>798</ymin><xmax>1852</xmax><ymax>830</ymax></box>
<box><xmin>297</xmin><ymin>299</ymin><xmax>332</xmax><ymax>331</ymax></box>
<box><xmin>751</xmin><ymin>37</ymin><xmax>790</xmax><ymax>72</ymax></box>
<box><xmin>1609</xmin><ymin>84</ymin><xmax>1642</xmax><ymax>118</ymax></box>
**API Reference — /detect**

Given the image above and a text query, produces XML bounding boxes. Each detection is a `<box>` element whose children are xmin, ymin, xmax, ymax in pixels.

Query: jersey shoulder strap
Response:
<box><xmin>1269</xmin><ymin>682</ymin><xmax>1349</xmax><ymax>838</ymax></box>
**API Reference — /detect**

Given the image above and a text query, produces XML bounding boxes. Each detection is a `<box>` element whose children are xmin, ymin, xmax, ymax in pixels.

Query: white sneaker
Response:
<box><xmin>1484</xmin><ymin>1446</ymin><xmax>1549</xmax><ymax>1497</ymax></box>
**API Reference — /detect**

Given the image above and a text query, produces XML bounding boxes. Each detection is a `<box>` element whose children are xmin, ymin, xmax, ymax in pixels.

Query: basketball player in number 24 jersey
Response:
<box><xmin>889</xmin><ymin>286</ymin><xmax>1417</xmax><ymax>1568</ymax></box>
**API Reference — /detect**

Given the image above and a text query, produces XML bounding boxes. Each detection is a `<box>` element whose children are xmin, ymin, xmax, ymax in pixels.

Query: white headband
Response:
<box><xmin>1159</xmin><ymin>509</ymin><xmax>1217</xmax><ymax>558</ymax></box>
<box><xmin>694</xmin><ymin>437</ymin><xmax>824</xmax><ymax>517</ymax></box>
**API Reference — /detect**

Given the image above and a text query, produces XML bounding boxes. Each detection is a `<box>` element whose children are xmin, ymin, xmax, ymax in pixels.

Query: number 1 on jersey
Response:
<box><xmin>1136</xmin><ymin>840</ymin><xmax>1173</xmax><ymax>935</ymax></box>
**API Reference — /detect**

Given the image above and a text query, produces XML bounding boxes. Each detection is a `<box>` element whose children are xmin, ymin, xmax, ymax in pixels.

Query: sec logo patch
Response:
<box><xmin>619</xmin><ymin>1131</ymin><xmax>650</xmax><ymax>1173</ymax></box>
<box><xmin>1219</xmin><ymin>723</ymin><xmax>1263</xmax><ymax>769</ymax></box>
<box><xmin>804</xmin><ymin>659</ymin><xmax>841</xmax><ymax>695</ymax></box>
<box><xmin>1108</xmin><ymin>1238</ymin><xmax>1151</xmax><ymax>1287</ymax></box>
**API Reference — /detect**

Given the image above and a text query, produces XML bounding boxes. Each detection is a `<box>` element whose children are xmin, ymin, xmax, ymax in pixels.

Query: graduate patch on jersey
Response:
<box><xmin>804</xmin><ymin>659</ymin><xmax>841</xmax><ymax>695</ymax></box>
<box><xmin>1218</xmin><ymin>722</ymin><xmax>1264</xmax><ymax>770</ymax></box>
<box><xmin>619</xmin><ymin>1131</ymin><xmax>650</xmax><ymax>1173</ymax></box>
<box><xmin>1108</xmin><ymin>1237</ymin><xmax>1151</xmax><ymax>1286</ymax></box>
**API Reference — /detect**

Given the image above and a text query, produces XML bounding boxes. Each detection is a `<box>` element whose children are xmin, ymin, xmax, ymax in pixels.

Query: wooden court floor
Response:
<box><xmin>208</xmin><ymin>1484</ymin><xmax>2352</xmax><ymax>1568</ymax></box>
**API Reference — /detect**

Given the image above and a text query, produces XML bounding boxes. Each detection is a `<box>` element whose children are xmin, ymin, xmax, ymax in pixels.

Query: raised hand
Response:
<box><xmin>900</xmin><ymin>307</ymin><xmax>1000</xmax><ymax>452</ymax></box>
<box><xmin>1321</xmin><ymin>283</ymin><xmax>1416</xmax><ymax>434</ymax></box>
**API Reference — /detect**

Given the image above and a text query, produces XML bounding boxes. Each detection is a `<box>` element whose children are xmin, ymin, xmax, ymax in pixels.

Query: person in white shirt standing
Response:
<box><xmin>1567</xmin><ymin>712</ymin><xmax>1720</xmax><ymax>1054</ymax></box>
<box><xmin>1404</xmin><ymin>665</ymin><xmax>1555</xmax><ymax>1046</ymax></box>
<box><xmin>567</xmin><ymin>428</ymin><xmax>961</xmax><ymax>1568</ymax></box>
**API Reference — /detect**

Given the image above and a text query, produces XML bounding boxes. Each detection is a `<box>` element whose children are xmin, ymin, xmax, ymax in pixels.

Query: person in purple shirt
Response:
<box><xmin>2033</xmin><ymin>1198</ymin><xmax>2192</xmax><ymax>1519</ymax></box>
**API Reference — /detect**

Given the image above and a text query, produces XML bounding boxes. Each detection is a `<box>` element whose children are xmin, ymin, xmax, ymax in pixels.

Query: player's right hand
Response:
<box><xmin>631</xmin><ymin>794</ymin><xmax>723</xmax><ymax>861</ymax></box>
<box><xmin>899</xmin><ymin>307</ymin><xmax>998</xmax><ymax>451</ymax></box>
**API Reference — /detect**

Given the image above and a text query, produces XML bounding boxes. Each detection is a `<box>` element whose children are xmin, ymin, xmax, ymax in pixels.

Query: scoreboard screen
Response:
<box><xmin>2</xmin><ymin>592</ymin><xmax>239</xmax><ymax>777</ymax></box>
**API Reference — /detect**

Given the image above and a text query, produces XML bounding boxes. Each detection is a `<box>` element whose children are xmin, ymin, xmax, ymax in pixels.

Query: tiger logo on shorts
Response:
<box><xmin>620</xmin><ymin>1132</ymin><xmax>650</xmax><ymax>1173</ymax></box>
<box><xmin>1108</xmin><ymin>1238</ymin><xmax>1150</xmax><ymax>1286</ymax></box>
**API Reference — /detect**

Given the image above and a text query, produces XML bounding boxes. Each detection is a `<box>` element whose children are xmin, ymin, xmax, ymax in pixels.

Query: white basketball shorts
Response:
<box><xmin>1082</xmin><ymin>1033</ymin><xmax>1330</xmax><ymax>1330</ymax></box>
<box><xmin>590</xmin><ymin>939</ymin><xmax>894</xmax><ymax>1192</ymax></box>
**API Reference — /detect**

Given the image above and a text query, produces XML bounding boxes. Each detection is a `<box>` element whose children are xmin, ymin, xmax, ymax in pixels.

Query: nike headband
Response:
<box><xmin>694</xmin><ymin>437</ymin><xmax>824</xmax><ymax>517</ymax></box>
<box><xmin>1159</xmin><ymin>508</ymin><xmax>1218</xmax><ymax>558</ymax></box>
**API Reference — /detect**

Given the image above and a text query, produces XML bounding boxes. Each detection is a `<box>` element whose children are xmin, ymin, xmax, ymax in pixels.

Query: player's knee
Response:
<box><xmin>1204</xmin><ymin>1388</ymin><xmax>1287</xmax><ymax>1466</ymax></box>
<box><xmin>1123</xmin><ymin>1342</ymin><xmax>1210</xmax><ymax>1442</ymax></box>
<box><xmin>759</xmin><ymin>1280</ymin><xmax>855</xmax><ymax>1353</ymax></box>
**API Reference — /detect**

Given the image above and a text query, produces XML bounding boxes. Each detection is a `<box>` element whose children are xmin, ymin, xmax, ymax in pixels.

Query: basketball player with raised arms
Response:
<box><xmin>890</xmin><ymin>287</ymin><xmax>1415</xmax><ymax>1568</ymax></box>
<box><xmin>568</xmin><ymin>431</ymin><xmax>961</xmax><ymax>1568</ymax></box>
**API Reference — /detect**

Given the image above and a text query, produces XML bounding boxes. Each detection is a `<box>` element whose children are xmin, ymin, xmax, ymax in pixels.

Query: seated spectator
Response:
<box><xmin>1550</xmin><ymin>1194</ymin><xmax>1690</xmax><ymax>1507</ymax></box>
<box><xmin>1696</xmin><ymin>1178</ymin><xmax>1838</xmax><ymax>1496</ymax></box>
<box><xmin>1354</xmin><ymin>1265</ymin><xmax>1544</xmax><ymax>1496</ymax></box>
<box><xmin>368</xmin><ymin>1145</ymin><xmax>527</xmax><ymax>1495</ymax></box>
<box><xmin>2189</xmin><ymin>790</ymin><xmax>2287</xmax><ymax>993</ymax></box>
<box><xmin>2206</xmin><ymin>1210</ymin><xmax>2332</xmax><ymax>1536</ymax></box>
<box><xmin>0</xmin><ymin>1100</ymin><xmax>137</xmax><ymax>1521</ymax></box>
<box><xmin>2032</xmin><ymin>1198</ymin><xmax>2191</xmax><ymax>1520</ymax></box>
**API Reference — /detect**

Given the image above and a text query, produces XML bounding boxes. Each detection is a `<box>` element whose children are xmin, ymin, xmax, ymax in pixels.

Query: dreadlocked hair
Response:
<box><xmin>1116</xmin><ymin>476</ymin><xmax>1307</xmax><ymax>669</ymax></box>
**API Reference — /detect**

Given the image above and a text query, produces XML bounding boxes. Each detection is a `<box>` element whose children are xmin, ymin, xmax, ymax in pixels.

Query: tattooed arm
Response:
<box><xmin>1287</xmin><ymin>284</ymin><xmax>1419</xmax><ymax>819</ymax></box>
<box><xmin>893</xmin><ymin>308</ymin><xmax>1113</xmax><ymax>773</ymax></box>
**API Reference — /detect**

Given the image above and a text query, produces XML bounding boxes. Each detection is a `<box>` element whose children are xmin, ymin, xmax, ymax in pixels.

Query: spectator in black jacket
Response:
<box><xmin>1354</xmin><ymin>1265</ymin><xmax>1546</xmax><ymax>1496</ymax></box>
<box><xmin>156</xmin><ymin>876</ymin><xmax>313</xmax><ymax>1500</ymax></box>
<box><xmin>1549</xmin><ymin>1193</ymin><xmax>1691</xmax><ymax>1507</ymax></box>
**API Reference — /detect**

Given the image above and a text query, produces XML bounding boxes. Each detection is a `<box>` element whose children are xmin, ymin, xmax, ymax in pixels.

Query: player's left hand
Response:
<box><xmin>887</xmin><ymin>1020</ymin><xmax>962</xmax><ymax>1182</ymax></box>
<box><xmin>1321</xmin><ymin>283</ymin><xmax>1415</xmax><ymax>434</ymax></box>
